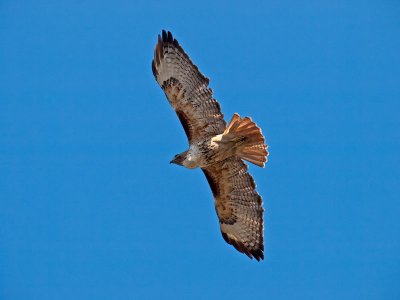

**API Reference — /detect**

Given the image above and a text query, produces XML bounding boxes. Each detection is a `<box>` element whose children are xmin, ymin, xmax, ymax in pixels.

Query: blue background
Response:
<box><xmin>1</xmin><ymin>1</ymin><xmax>399</xmax><ymax>299</ymax></box>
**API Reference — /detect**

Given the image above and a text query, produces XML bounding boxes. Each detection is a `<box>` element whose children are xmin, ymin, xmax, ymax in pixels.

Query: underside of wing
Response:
<box><xmin>152</xmin><ymin>30</ymin><xmax>226</xmax><ymax>143</ymax></box>
<box><xmin>202</xmin><ymin>157</ymin><xmax>264</xmax><ymax>261</ymax></box>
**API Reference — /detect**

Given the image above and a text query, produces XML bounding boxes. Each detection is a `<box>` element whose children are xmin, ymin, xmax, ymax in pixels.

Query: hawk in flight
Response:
<box><xmin>152</xmin><ymin>30</ymin><xmax>268</xmax><ymax>261</ymax></box>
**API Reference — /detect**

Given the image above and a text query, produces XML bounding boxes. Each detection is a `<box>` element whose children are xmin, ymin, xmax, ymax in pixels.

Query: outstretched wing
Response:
<box><xmin>202</xmin><ymin>157</ymin><xmax>264</xmax><ymax>261</ymax></box>
<box><xmin>152</xmin><ymin>30</ymin><xmax>226</xmax><ymax>143</ymax></box>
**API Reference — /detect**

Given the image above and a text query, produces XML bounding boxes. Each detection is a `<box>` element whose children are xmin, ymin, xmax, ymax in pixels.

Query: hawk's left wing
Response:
<box><xmin>152</xmin><ymin>30</ymin><xmax>226</xmax><ymax>144</ymax></box>
<box><xmin>202</xmin><ymin>157</ymin><xmax>264</xmax><ymax>261</ymax></box>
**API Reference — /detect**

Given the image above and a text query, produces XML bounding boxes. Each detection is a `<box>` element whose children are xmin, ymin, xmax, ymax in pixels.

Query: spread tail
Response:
<box><xmin>223</xmin><ymin>113</ymin><xmax>268</xmax><ymax>167</ymax></box>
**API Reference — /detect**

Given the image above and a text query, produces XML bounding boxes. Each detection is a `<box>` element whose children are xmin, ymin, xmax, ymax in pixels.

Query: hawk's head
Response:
<box><xmin>170</xmin><ymin>150</ymin><xmax>197</xmax><ymax>169</ymax></box>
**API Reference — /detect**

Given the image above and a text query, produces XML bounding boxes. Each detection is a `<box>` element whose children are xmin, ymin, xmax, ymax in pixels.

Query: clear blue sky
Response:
<box><xmin>1</xmin><ymin>1</ymin><xmax>399</xmax><ymax>299</ymax></box>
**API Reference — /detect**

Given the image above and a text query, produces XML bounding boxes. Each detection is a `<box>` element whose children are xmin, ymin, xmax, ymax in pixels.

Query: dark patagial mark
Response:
<box><xmin>151</xmin><ymin>60</ymin><xmax>157</xmax><ymax>77</ymax></box>
<box><xmin>202</xmin><ymin>168</ymin><xmax>220</xmax><ymax>198</ymax></box>
<box><xmin>175</xmin><ymin>110</ymin><xmax>192</xmax><ymax>142</ymax></box>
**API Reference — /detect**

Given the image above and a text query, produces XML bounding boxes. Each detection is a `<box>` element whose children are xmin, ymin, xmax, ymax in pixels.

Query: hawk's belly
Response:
<box><xmin>191</xmin><ymin>139</ymin><xmax>234</xmax><ymax>168</ymax></box>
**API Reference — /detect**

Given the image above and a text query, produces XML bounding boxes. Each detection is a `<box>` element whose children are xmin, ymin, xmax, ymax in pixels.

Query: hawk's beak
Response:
<box><xmin>170</xmin><ymin>154</ymin><xmax>183</xmax><ymax>166</ymax></box>
<box><xmin>170</xmin><ymin>156</ymin><xmax>180</xmax><ymax>165</ymax></box>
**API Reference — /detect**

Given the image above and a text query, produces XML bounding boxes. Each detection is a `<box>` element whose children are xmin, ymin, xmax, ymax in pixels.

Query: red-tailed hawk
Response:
<box><xmin>152</xmin><ymin>30</ymin><xmax>268</xmax><ymax>261</ymax></box>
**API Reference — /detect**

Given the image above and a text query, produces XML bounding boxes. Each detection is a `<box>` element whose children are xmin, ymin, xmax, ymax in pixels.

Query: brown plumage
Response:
<box><xmin>152</xmin><ymin>30</ymin><xmax>269</xmax><ymax>261</ymax></box>
<box><xmin>221</xmin><ymin>114</ymin><xmax>268</xmax><ymax>167</ymax></box>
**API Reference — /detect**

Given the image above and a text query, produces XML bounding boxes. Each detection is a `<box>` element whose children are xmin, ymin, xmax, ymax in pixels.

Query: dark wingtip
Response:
<box><xmin>161</xmin><ymin>30</ymin><xmax>175</xmax><ymax>44</ymax></box>
<box><xmin>153</xmin><ymin>29</ymin><xmax>210</xmax><ymax>86</ymax></box>
<box><xmin>252</xmin><ymin>248</ymin><xmax>264</xmax><ymax>261</ymax></box>
<box><xmin>162</xmin><ymin>30</ymin><xmax>167</xmax><ymax>41</ymax></box>
<box><xmin>221</xmin><ymin>232</ymin><xmax>264</xmax><ymax>261</ymax></box>
<box><xmin>167</xmin><ymin>31</ymin><xmax>173</xmax><ymax>42</ymax></box>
